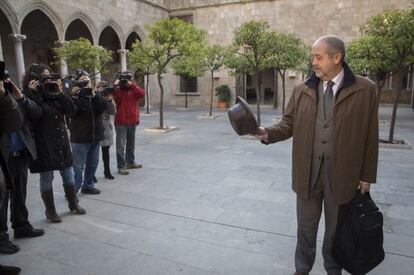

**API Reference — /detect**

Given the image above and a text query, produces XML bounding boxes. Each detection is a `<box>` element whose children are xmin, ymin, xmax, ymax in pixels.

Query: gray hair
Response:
<box><xmin>314</xmin><ymin>35</ymin><xmax>346</xmax><ymax>63</ymax></box>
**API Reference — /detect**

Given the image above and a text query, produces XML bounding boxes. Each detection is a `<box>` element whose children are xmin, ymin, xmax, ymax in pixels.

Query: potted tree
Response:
<box><xmin>215</xmin><ymin>84</ymin><xmax>231</xmax><ymax>109</ymax></box>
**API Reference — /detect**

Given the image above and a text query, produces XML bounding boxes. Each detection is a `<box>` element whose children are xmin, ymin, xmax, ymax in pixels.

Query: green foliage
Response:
<box><xmin>128</xmin><ymin>40</ymin><xmax>157</xmax><ymax>75</ymax></box>
<box><xmin>297</xmin><ymin>47</ymin><xmax>312</xmax><ymax>79</ymax></box>
<box><xmin>356</xmin><ymin>7</ymin><xmax>414</xmax><ymax>143</ymax></box>
<box><xmin>53</xmin><ymin>38</ymin><xmax>112</xmax><ymax>74</ymax></box>
<box><xmin>204</xmin><ymin>44</ymin><xmax>228</xmax><ymax>72</ymax></box>
<box><xmin>173</xmin><ymin>44</ymin><xmax>228</xmax><ymax>77</ymax></box>
<box><xmin>347</xmin><ymin>35</ymin><xmax>398</xmax><ymax>81</ymax></box>
<box><xmin>266</xmin><ymin>31</ymin><xmax>308</xmax><ymax>73</ymax></box>
<box><xmin>138</xmin><ymin>17</ymin><xmax>206</xmax><ymax>129</ymax></box>
<box><xmin>147</xmin><ymin>18</ymin><xmax>206</xmax><ymax>74</ymax></box>
<box><xmin>215</xmin><ymin>84</ymin><xmax>231</xmax><ymax>103</ymax></box>
<box><xmin>361</xmin><ymin>9</ymin><xmax>414</xmax><ymax>66</ymax></box>
<box><xmin>224</xmin><ymin>46</ymin><xmax>251</xmax><ymax>76</ymax></box>
<box><xmin>225</xmin><ymin>20</ymin><xmax>272</xmax><ymax>75</ymax></box>
<box><xmin>172</xmin><ymin>44</ymin><xmax>207</xmax><ymax>77</ymax></box>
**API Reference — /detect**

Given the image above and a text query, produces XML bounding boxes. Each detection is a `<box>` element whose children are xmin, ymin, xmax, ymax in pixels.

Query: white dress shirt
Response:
<box><xmin>323</xmin><ymin>68</ymin><xmax>344</xmax><ymax>97</ymax></box>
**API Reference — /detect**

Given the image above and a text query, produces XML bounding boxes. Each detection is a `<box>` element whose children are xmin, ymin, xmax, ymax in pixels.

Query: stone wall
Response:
<box><xmin>169</xmin><ymin>0</ymin><xmax>413</xmax><ymax>108</ymax></box>
<box><xmin>1</xmin><ymin>0</ymin><xmax>413</xmax><ymax>108</ymax></box>
<box><xmin>0</xmin><ymin>0</ymin><xmax>169</xmax><ymax>105</ymax></box>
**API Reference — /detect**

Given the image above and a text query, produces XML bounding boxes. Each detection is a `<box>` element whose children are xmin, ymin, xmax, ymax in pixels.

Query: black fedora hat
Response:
<box><xmin>228</xmin><ymin>96</ymin><xmax>259</xmax><ymax>136</ymax></box>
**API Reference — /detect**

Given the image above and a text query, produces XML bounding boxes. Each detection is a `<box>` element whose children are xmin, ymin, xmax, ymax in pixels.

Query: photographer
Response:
<box><xmin>96</xmin><ymin>81</ymin><xmax>116</xmax><ymax>180</ymax></box>
<box><xmin>69</xmin><ymin>70</ymin><xmax>107</xmax><ymax>194</ymax></box>
<box><xmin>0</xmin><ymin>66</ymin><xmax>45</xmax><ymax>255</ymax></box>
<box><xmin>25</xmin><ymin>64</ymin><xmax>86</xmax><ymax>223</ymax></box>
<box><xmin>113</xmin><ymin>71</ymin><xmax>144</xmax><ymax>175</ymax></box>
<box><xmin>0</xmin><ymin>70</ymin><xmax>23</xmax><ymax>275</ymax></box>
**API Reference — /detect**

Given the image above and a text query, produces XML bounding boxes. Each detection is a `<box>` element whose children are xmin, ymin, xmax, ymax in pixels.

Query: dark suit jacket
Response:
<box><xmin>0</xmin><ymin>93</ymin><xmax>24</xmax><ymax>209</ymax></box>
<box><xmin>0</xmin><ymin>95</ymin><xmax>42</xmax><ymax>162</ymax></box>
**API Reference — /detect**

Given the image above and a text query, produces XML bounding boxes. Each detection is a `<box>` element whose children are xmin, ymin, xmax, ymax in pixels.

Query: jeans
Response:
<box><xmin>115</xmin><ymin>124</ymin><xmax>136</xmax><ymax>169</ymax></box>
<box><xmin>39</xmin><ymin>166</ymin><xmax>75</xmax><ymax>193</ymax></box>
<box><xmin>71</xmin><ymin>142</ymin><xmax>100</xmax><ymax>191</ymax></box>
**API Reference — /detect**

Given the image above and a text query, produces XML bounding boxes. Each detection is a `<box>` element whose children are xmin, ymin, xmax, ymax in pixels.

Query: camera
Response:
<box><xmin>62</xmin><ymin>68</ymin><xmax>90</xmax><ymax>95</ymax></box>
<box><xmin>0</xmin><ymin>61</ymin><xmax>5</xmax><ymax>81</ymax></box>
<box><xmin>1</xmin><ymin>61</ymin><xmax>13</xmax><ymax>92</ymax></box>
<box><xmin>97</xmin><ymin>81</ymin><xmax>114</xmax><ymax>97</ymax></box>
<box><xmin>117</xmin><ymin>71</ymin><xmax>133</xmax><ymax>89</ymax></box>
<box><xmin>39</xmin><ymin>74</ymin><xmax>61</xmax><ymax>94</ymax></box>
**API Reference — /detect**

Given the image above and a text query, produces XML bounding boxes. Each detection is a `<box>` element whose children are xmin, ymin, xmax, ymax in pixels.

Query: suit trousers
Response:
<box><xmin>0</xmin><ymin>153</ymin><xmax>31</xmax><ymax>241</ymax></box>
<box><xmin>295</xmin><ymin>159</ymin><xmax>342</xmax><ymax>275</ymax></box>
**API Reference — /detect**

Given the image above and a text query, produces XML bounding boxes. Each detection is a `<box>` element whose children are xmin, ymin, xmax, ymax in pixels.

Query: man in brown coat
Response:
<box><xmin>256</xmin><ymin>35</ymin><xmax>379</xmax><ymax>275</ymax></box>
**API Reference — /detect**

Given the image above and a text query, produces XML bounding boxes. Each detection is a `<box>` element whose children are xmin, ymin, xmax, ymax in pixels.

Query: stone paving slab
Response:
<box><xmin>1</xmin><ymin>106</ymin><xmax>413</xmax><ymax>274</ymax></box>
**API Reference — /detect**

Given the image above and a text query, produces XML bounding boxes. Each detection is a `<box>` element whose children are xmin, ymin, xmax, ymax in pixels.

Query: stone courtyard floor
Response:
<box><xmin>1</xmin><ymin>105</ymin><xmax>414</xmax><ymax>275</ymax></box>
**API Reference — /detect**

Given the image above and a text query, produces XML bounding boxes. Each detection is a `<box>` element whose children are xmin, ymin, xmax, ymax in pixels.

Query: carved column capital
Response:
<box><xmin>9</xmin><ymin>34</ymin><xmax>27</xmax><ymax>43</ymax></box>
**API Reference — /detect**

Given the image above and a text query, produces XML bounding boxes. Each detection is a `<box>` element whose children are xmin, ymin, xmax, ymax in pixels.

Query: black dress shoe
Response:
<box><xmin>0</xmin><ymin>264</ymin><xmax>21</xmax><ymax>275</ymax></box>
<box><xmin>81</xmin><ymin>187</ymin><xmax>101</xmax><ymax>195</ymax></box>
<box><xmin>104</xmin><ymin>172</ymin><xmax>115</xmax><ymax>180</ymax></box>
<box><xmin>0</xmin><ymin>240</ymin><xmax>19</xmax><ymax>254</ymax></box>
<box><xmin>14</xmin><ymin>226</ymin><xmax>45</xmax><ymax>239</ymax></box>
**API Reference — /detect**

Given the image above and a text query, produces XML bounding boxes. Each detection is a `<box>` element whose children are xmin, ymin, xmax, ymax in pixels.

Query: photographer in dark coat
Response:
<box><xmin>0</xmin><ymin>74</ymin><xmax>23</xmax><ymax>275</ymax></box>
<box><xmin>25</xmin><ymin>64</ymin><xmax>86</xmax><ymax>223</ymax></box>
<box><xmin>68</xmin><ymin>70</ymin><xmax>107</xmax><ymax>194</ymax></box>
<box><xmin>0</xmin><ymin>72</ymin><xmax>44</xmax><ymax>255</ymax></box>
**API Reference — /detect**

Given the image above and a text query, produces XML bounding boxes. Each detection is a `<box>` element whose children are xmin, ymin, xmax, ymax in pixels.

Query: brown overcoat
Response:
<box><xmin>265</xmin><ymin>63</ymin><xmax>378</xmax><ymax>205</ymax></box>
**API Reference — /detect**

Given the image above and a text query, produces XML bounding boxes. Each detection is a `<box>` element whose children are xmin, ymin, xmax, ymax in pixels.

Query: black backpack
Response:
<box><xmin>332</xmin><ymin>192</ymin><xmax>385</xmax><ymax>275</ymax></box>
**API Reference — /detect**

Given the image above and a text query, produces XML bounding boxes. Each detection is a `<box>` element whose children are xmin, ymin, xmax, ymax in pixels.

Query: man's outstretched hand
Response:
<box><xmin>254</xmin><ymin>127</ymin><xmax>268</xmax><ymax>141</ymax></box>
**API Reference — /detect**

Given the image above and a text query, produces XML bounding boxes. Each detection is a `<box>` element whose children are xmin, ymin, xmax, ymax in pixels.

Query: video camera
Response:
<box><xmin>0</xmin><ymin>61</ymin><xmax>5</xmax><ymax>81</ymax></box>
<box><xmin>62</xmin><ymin>68</ymin><xmax>90</xmax><ymax>96</ymax></box>
<box><xmin>117</xmin><ymin>71</ymin><xmax>133</xmax><ymax>89</ymax></box>
<box><xmin>101</xmin><ymin>85</ymin><xmax>114</xmax><ymax>97</ymax></box>
<box><xmin>1</xmin><ymin>61</ymin><xmax>13</xmax><ymax>92</ymax></box>
<box><xmin>29</xmin><ymin>66</ymin><xmax>62</xmax><ymax>94</ymax></box>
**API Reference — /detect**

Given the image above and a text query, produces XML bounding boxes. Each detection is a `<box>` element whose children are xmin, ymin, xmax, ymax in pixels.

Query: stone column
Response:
<box><xmin>56</xmin><ymin>41</ymin><xmax>68</xmax><ymax>77</ymax></box>
<box><xmin>60</xmin><ymin>58</ymin><xmax>68</xmax><ymax>77</ymax></box>
<box><xmin>9</xmin><ymin>34</ymin><xmax>26</xmax><ymax>87</ymax></box>
<box><xmin>94</xmin><ymin>68</ymin><xmax>101</xmax><ymax>84</ymax></box>
<box><xmin>118</xmin><ymin>49</ymin><xmax>129</xmax><ymax>72</ymax></box>
<box><xmin>94</xmin><ymin>54</ymin><xmax>101</xmax><ymax>84</ymax></box>
<box><xmin>0</xmin><ymin>34</ymin><xmax>4</xmax><ymax>61</ymax></box>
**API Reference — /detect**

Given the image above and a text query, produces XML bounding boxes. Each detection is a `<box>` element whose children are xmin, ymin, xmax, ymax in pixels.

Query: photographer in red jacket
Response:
<box><xmin>113</xmin><ymin>71</ymin><xmax>145</xmax><ymax>175</ymax></box>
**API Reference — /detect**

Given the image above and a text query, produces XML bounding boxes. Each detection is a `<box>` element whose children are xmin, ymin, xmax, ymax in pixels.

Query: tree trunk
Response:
<box><xmin>185</xmin><ymin>90</ymin><xmax>188</xmax><ymax>108</ymax></box>
<box><xmin>378</xmin><ymin>82</ymin><xmax>385</xmax><ymax>103</ymax></box>
<box><xmin>281</xmin><ymin>70</ymin><xmax>286</xmax><ymax>115</ymax></box>
<box><xmin>157</xmin><ymin>72</ymin><xmax>164</xmax><ymax>129</ymax></box>
<box><xmin>388</xmin><ymin>90</ymin><xmax>401</xmax><ymax>143</ymax></box>
<box><xmin>209</xmin><ymin>70</ymin><xmax>214</xmax><ymax>117</ymax></box>
<box><xmin>376</xmin><ymin>82</ymin><xmax>382</xmax><ymax>107</ymax></box>
<box><xmin>145</xmin><ymin>73</ymin><xmax>150</xmax><ymax>114</ymax></box>
<box><xmin>255</xmin><ymin>69</ymin><xmax>261</xmax><ymax>126</ymax></box>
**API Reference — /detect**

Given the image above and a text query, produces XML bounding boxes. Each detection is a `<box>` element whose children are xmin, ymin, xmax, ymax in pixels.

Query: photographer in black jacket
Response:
<box><xmin>25</xmin><ymin>64</ymin><xmax>86</xmax><ymax>223</ymax></box>
<box><xmin>0</xmin><ymin>65</ymin><xmax>22</xmax><ymax>275</ymax></box>
<box><xmin>0</xmin><ymin>68</ymin><xmax>44</xmax><ymax>255</ymax></box>
<box><xmin>69</xmin><ymin>70</ymin><xmax>107</xmax><ymax>194</ymax></box>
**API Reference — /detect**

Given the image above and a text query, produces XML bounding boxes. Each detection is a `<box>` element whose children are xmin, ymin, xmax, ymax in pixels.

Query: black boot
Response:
<box><xmin>104</xmin><ymin>171</ymin><xmax>114</xmax><ymax>179</ymax></box>
<box><xmin>0</xmin><ymin>264</ymin><xmax>21</xmax><ymax>275</ymax></box>
<box><xmin>41</xmin><ymin>190</ymin><xmax>62</xmax><ymax>223</ymax></box>
<box><xmin>64</xmin><ymin>185</ymin><xmax>86</xmax><ymax>215</ymax></box>
<box><xmin>102</xmin><ymin>146</ymin><xmax>114</xmax><ymax>179</ymax></box>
